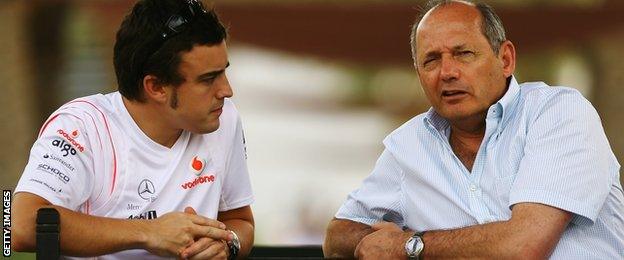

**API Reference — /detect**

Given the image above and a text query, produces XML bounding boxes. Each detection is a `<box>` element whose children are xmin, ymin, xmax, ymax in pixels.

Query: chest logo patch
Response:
<box><xmin>137</xmin><ymin>179</ymin><xmax>156</xmax><ymax>201</ymax></box>
<box><xmin>190</xmin><ymin>156</ymin><xmax>205</xmax><ymax>176</ymax></box>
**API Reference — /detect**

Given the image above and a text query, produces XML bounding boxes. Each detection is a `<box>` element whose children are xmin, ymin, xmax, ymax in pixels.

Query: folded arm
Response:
<box><xmin>323</xmin><ymin>218</ymin><xmax>374</xmax><ymax>258</ymax></box>
<box><xmin>12</xmin><ymin>192</ymin><xmax>230</xmax><ymax>257</ymax></box>
<box><xmin>326</xmin><ymin>202</ymin><xmax>571</xmax><ymax>259</ymax></box>
<box><xmin>419</xmin><ymin>202</ymin><xmax>571</xmax><ymax>259</ymax></box>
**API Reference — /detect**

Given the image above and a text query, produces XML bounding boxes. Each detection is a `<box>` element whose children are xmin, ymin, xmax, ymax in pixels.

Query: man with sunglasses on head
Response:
<box><xmin>12</xmin><ymin>0</ymin><xmax>253</xmax><ymax>259</ymax></box>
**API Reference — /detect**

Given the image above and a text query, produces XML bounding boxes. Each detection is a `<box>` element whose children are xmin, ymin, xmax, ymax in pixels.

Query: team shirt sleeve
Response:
<box><xmin>509</xmin><ymin>90</ymin><xmax>616</xmax><ymax>225</ymax></box>
<box><xmin>218</xmin><ymin>109</ymin><xmax>254</xmax><ymax>212</ymax></box>
<box><xmin>15</xmin><ymin>113</ymin><xmax>94</xmax><ymax>211</ymax></box>
<box><xmin>335</xmin><ymin>149</ymin><xmax>404</xmax><ymax>226</ymax></box>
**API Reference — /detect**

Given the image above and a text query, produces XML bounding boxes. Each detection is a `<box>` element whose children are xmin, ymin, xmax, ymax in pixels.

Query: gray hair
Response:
<box><xmin>410</xmin><ymin>0</ymin><xmax>507</xmax><ymax>61</ymax></box>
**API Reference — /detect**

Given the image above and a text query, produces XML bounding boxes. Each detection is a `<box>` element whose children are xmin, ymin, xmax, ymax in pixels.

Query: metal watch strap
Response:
<box><xmin>226</xmin><ymin>230</ymin><xmax>240</xmax><ymax>260</ymax></box>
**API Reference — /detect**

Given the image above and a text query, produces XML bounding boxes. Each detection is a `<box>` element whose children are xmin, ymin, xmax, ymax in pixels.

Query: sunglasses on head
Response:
<box><xmin>142</xmin><ymin>0</ymin><xmax>207</xmax><ymax>73</ymax></box>
<box><xmin>160</xmin><ymin>0</ymin><xmax>207</xmax><ymax>41</ymax></box>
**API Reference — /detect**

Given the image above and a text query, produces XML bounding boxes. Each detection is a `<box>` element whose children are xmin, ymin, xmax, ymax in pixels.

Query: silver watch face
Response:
<box><xmin>230</xmin><ymin>230</ymin><xmax>241</xmax><ymax>249</ymax></box>
<box><xmin>405</xmin><ymin>237</ymin><xmax>417</xmax><ymax>256</ymax></box>
<box><xmin>405</xmin><ymin>235</ymin><xmax>424</xmax><ymax>258</ymax></box>
<box><xmin>232</xmin><ymin>237</ymin><xmax>241</xmax><ymax>249</ymax></box>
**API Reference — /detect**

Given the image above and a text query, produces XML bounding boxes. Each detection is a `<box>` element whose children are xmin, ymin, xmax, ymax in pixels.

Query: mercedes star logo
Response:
<box><xmin>137</xmin><ymin>179</ymin><xmax>156</xmax><ymax>201</ymax></box>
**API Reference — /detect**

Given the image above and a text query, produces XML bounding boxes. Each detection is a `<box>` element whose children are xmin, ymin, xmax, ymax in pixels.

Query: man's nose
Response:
<box><xmin>439</xmin><ymin>56</ymin><xmax>460</xmax><ymax>82</ymax></box>
<box><xmin>217</xmin><ymin>77</ymin><xmax>233</xmax><ymax>99</ymax></box>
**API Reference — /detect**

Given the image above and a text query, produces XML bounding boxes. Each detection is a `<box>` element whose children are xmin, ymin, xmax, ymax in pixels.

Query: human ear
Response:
<box><xmin>499</xmin><ymin>40</ymin><xmax>516</xmax><ymax>78</ymax></box>
<box><xmin>142</xmin><ymin>74</ymin><xmax>169</xmax><ymax>104</ymax></box>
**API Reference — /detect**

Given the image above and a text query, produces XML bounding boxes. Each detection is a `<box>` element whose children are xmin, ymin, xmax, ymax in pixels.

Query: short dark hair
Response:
<box><xmin>410</xmin><ymin>0</ymin><xmax>506</xmax><ymax>59</ymax></box>
<box><xmin>113</xmin><ymin>0</ymin><xmax>227</xmax><ymax>102</ymax></box>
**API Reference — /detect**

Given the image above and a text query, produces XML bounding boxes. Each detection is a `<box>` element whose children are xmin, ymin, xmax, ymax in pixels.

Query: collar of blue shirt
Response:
<box><xmin>423</xmin><ymin>75</ymin><xmax>521</xmax><ymax>135</ymax></box>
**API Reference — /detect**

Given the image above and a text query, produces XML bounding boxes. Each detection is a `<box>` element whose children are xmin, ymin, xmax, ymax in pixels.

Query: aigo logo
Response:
<box><xmin>52</xmin><ymin>139</ymin><xmax>77</xmax><ymax>157</ymax></box>
<box><xmin>190</xmin><ymin>156</ymin><xmax>205</xmax><ymax>176</ymax></box>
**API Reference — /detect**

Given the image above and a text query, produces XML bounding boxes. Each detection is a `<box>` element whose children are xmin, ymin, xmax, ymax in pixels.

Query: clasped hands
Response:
<box><xmin>145</xmin><ymin>207</ymin><xmax>231</xmax><ymax>260</ymax></box>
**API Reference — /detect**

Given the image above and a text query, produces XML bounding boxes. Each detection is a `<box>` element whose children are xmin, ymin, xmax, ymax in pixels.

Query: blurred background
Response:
<box><xmin>1</xmin><ymin>0</ymin><xmax>623</xmax><ymax>254</ymax></box>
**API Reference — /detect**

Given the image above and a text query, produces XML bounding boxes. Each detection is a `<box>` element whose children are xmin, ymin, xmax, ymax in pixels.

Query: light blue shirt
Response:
<box><xmin>336</xmin><ymin>77</ymin><xmax>624</xmax><ymax>259</ymax></box>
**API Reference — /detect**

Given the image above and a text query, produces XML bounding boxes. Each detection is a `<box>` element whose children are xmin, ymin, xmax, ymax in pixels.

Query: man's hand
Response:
<box><xmin>180</xmin><ymin>207</ymin><xmax>230</xmax><ymax>260</ymax></box>
<box><xmin>354</xmin><ymin>221</ymin><xmax>413</xmax><ymax>259</ymax></box>
<box><xmin>143</xmin><ymin>207</ymin><xmax>231</xmax><ymax>257</ymax></box>
<box><xmin>181</xmin><ymin>237</ymin><xmax>229</xmax><ymax>260</ymax></box>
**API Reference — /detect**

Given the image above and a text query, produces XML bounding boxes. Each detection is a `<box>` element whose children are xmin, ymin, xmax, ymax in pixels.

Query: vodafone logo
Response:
<box><xmin>190</xmin><ymin>156</ymin><xmax>205</xmax><ymax>176</ymax></box>
<box><xmin>181</xmin><ymin>175</ymin><xmax>215</xmax><ymax>190</ymax></box>
<box><xmin>57</xmin><ymin>129</ymin><xmax>85</xmax><ymax>152</ymax></box>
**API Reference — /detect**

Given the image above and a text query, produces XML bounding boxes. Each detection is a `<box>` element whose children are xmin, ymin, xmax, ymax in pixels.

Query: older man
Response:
<box><xmin>324</xmin><ymin>0</ymin><xmax>624</xmax><ymax>259</ymax></box>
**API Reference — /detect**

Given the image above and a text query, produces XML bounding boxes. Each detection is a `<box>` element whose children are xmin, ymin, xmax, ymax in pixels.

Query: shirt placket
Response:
<box><xmin>426</xmin><ymin>112</ymin><xmax>500</xmax><ymax>224</ymax></box>
<box><xmin>469</xmin><ymin>115</ymin><xmax>500</xmax><ymax>224</ymax></box>
<box><xmin>467</xmin><ymin>106</ymin><xmax>502</xmax><ymax>224</ymax></box>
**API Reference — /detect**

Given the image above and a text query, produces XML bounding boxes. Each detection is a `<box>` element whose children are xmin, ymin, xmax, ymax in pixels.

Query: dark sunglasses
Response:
<box><xmin>160</xmin><ymin>0</ymin><xmax>207</xmax><ymax>41</ymax></box>
<box><xmin>142</xmin><ymin>0</ymin><xmax>207</xmax><ymax>72</ymax></box>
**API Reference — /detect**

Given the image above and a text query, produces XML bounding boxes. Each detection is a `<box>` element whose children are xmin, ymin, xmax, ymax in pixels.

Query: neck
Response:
<box><xmin>449</xmin><ymin>114</ymin><xmax>486</xmax><ymax>149</ymax></box>
<box><xmin>448</xmin><ymin>116</ymin><xmax>486</xmax><ymax>172</ymax></box>
<box><xmin>449</xmin><ymin>112</ymin><xmax>486</xmax><ymax>134</ymax></box>
<box><xmin>122</xmin><ymin>97</ymin><xmax>181</xmax><ymax>148</ymax></box>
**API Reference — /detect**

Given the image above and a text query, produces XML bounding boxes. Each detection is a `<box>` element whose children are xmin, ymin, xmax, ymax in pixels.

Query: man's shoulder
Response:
<box><xmin>55</xmin><ymin>92</ymin><xmax>119</xmax><ymax>119</ymax></box>
<box><xmin>39</xmin><ymin>92</ymin><xmax>120</xmax><ymax>135</ymax></box>
<box><xmin>392</xmin><ymin>112</ymin><xmax>428</xmax><ymax>135</ymax></box>
<box><xmin>383</xmin><ymin>112</ymin><xmax>429</xmax><ymax>147</ymax></box>
<box><xmin>517</xmin><ymin>82</ymin><xmax>593</xmax><ymax>116</ymax></box>
<box><xmin>519</xmin><ymin>81</ymin><xmax>587</xmax><ymax>104</ymax></box>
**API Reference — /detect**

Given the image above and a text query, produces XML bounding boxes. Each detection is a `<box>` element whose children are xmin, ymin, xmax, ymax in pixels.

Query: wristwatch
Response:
<box><xmin>405</xmin><ymin>231</ymin><xmax>425</xmax><ymax>260</ymax></box>
<box><xmin>226</xmin><ymin>230</ymin><xmax>240</xmax><ymax>260</ymax></box>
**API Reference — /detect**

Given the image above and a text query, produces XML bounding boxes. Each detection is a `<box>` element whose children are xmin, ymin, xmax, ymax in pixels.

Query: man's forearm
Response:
<box><xmin>421</xmin><ymin>220</ymin><xmax>521</xmax><ymax>259</ymax></box>
<box><xmin>15</xmin><ymin>194</ymin><xmax>230</xmax><ymax>257</ymax></box>
<box><xmin>323</xmin><ymin>218</ymin><xmax>373</xmax><ymax>258</ymax></box>
<box><xmin>13</xmin><ymin>200</ymin><xmax>147</xmax><ymax>256</ymax></box>
<box><xmin>421</xmin><ymin>203</ymin><xmax>571</xmax><ymax>259</ymax></box>
<box><xmin>222</xmin><ymin>218</ymin><xmax>254</xmax><ymax>259</ymax></box>
<box><xmin>56</xmin><ymin>206</ymin><xmax>149</xmax><ymax>256</ymax></box>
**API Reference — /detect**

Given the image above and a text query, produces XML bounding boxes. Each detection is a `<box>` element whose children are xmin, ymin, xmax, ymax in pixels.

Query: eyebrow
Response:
<box><xmin>196</xmin><ymin>62</ymin><xmax>230</xmax><ymax>82</ymax></box>
<box><xmin>451</xmin><ymin>44</ymin><xmax>468</xmax><ymax>51</ymax></box>
<box><xmin>422</xmin><ymin>44</ymin><xmax>469</xmax><ymax>62</ymax></box>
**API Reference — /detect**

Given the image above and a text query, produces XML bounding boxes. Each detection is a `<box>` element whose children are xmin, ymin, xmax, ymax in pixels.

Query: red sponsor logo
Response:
<box><xmin>181</xmin><ymin>175</ymin><xmax>215</xmax><ymax>190</ymax></box>
<box><xmin>190</xmin><ymin>156</ymin><xmax>204</xmax><ymax>176</ymax></box>
<box><xmin>57</xmin><ymin>129</ymin><xmax>85</xmax><ymax>152</ymax></box>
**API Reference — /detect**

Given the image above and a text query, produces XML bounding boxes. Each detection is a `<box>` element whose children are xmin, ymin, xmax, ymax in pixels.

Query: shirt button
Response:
<box><xmin>470</xmin><ymin>185</ymin><xmax>478</xmax><ymax>192</ymax></box>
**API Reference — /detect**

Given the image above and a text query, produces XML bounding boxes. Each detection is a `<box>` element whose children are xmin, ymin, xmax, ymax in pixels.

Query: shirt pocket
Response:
<box><xmin>492</xmin><ymin>137</ymin><xmax>523</xmax><ymax>202</ymax></box>
<box><xmin>492</xmin><ymin>155</ymin><xmax>520</xmax><ymax>208</ymax></box>
<box><xmin>494</xmin><ymin>174</ymin><xmax>514</xmax><ymax>208</ymax></box>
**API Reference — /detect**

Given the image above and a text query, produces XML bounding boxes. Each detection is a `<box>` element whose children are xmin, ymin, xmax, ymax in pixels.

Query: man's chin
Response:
<box><xmin>437</xmin><ymin>108</ymin><xmax>476</xmax><ymax>122</ymax></box>
<box><xmin>192</xmin><ymin>123</ymin><xmax>221</xmax><ymax>134</ymax></box>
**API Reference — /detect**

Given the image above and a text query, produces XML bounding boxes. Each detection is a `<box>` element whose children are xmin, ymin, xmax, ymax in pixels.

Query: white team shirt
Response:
<box><xmin>15</xmin><ymin>92</ymin><xmax>254</xmax><ymax>259</ymax></box>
